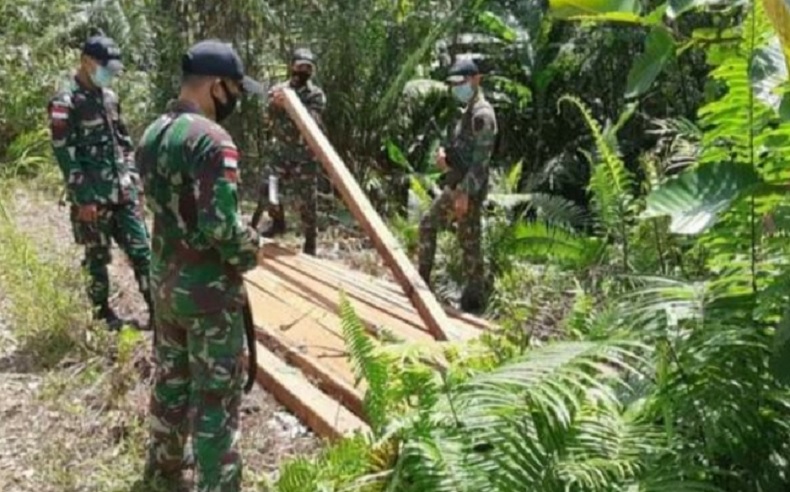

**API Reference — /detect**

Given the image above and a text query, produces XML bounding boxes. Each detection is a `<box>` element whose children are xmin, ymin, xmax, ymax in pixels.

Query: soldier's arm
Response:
<box><xmin>48</xmin><ymin>95</ymin><xmax>95</xmax><ymax>205</ymax></box>
<box><xmin>457</xmin><ymin>111</ymin><xmax>497</xmax><ymax>196</ymax></box>
<box><xmin>194</xmin><ymin>135</ymin><xmax>261</xmax><ymax>272</ymax></box>
<box><xmin>115</xmin><ymin>101</ymin><xmax>143</xmax><ymax>192</ymax></box>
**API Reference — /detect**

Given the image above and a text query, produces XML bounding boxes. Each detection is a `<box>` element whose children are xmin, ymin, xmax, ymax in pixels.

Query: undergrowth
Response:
<box><xmin>0</xmin><ymin>180</ymin><xmax>103</xmax><ymax>369</ymax></box>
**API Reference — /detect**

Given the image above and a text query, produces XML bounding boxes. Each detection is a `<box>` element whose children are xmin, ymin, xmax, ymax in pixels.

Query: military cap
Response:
<box><xmin>82</xmin><ymin>35</ymin><xmax>124</xmax><ymax>75</ymax></box>
<box><xmin>182</xmin><ymin>39</ymin><xmax>265</xmax><ymax>96</ymax></box>
<box><xmin>446</xmin><ymin>58</ymin><xmax>480</xmax><ymax>84</ymax></box>
<box><xmin>291</xmin><ymin>48</ymin><xmax>316</xmax><ymax>68</ymax></box>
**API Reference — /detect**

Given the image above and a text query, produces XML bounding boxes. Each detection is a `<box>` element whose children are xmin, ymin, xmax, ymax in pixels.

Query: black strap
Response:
<box><xmin>241</xmin><ymin>300</ymin><xmax>257</xmax><ymax>393</ymax></box>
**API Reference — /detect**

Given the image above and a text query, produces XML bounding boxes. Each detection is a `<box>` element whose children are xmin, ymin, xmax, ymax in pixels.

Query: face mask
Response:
<box><xmin>291</xmin><ymin>71</ymin><xmax>311</xmax><ymax>87</ymax></box>
<box><xmin>90</xmin><ymin>65</ymin><xmax>113</xmax><ymax>88</ymax></box>
<box><xmin>212</xmin><ymin>81</ymin><xmax>239</xmax><ymax>123</ymax></box>
<box><xmin>452</xmin><ymin>83</ymin><xmax>474</xmax><ymax>104</ymax></box>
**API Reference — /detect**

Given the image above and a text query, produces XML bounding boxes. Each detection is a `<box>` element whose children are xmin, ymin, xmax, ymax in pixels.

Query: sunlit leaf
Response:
<box><xmin>478</xmin><ymin>11</ymin><xmax>517</xmax><ymax>43</ymax></box>
<box><xmin>750</xmin><ymin>37</ymin><xmax>790</xmax><ymax>116</ymax></box>
<box><xmin>625</xmin><ymin>26</ymin><xmax>676</xmax><ymax>99</ymax></box>
<box><xmin>548</xmin><ymin>0</ymin><xmax>640</xmax><ymax>18</ymax></box>
<box><xmin>641</xmin><ymin>162</ymin><xmax>765</xmax><ymax>234</ymax></box>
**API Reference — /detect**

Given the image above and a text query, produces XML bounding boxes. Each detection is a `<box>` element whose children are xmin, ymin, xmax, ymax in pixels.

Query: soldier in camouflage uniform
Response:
<box><xmin>249</xmin><ymin>48</ymin><xmax>326</xmax><ymax>256</ymax></box>
<box><xmin>135</xmin><ymin>40</ymin><xmax>265</xmax><ymax>492</ymax></box>
<box><xmin>417</xmin><ymin>59</ymin><xmax>498</xmax><ymax>313</ymax></box>
<box><xmin>47</xmin><ymin>35</ymin><xmax>152</xmax><ymax>329</ymax></box>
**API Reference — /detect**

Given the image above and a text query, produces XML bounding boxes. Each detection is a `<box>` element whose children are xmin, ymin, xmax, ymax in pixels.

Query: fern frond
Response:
<box><xmin>340</xmin><ymin>293</ymin><xmax>392</xmax><ymax>433</ymax></box>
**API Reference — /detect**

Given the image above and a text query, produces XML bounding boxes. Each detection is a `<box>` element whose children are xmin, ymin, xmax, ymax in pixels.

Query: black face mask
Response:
<box><xmin>212</xmin><ymin>81</ymin><xmax>238</xmax><ymax>123</ymax></box>
<box><xmin>291</xmin><ymin>71</ymin><xmax>311</xmax><ymax>87</ymax></box>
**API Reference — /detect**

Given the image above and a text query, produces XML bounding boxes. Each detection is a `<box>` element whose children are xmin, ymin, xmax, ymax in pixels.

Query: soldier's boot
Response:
<box><xmin>95</xmin><ymin>302</ymin><xmax>123</xmax><ymax>331</ymax></box>
<box><xmin>262</xmin><ymin>205</ymin><xmax>287</xmax><ymax>238</ymax></box>
<box><xmin>303</xmin><ymin>234</ymin><xmax>317</xmax><ymax>256</ymax></box>
<box><xmin>250</xmin><ymin>203</ymin><xmax>265</xmax><ymax>231</ymax></box>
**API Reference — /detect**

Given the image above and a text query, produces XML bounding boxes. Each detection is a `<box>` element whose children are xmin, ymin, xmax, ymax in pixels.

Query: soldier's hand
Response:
<box><xmin>270</xmin><ymin>89</ymin><xmax>286</xmax><ymax>108</ymax></box>
<box><xmin>454</xmin><ymin>192</ymin><xmax>469</xmax><ymax>219</ymax></box>
<box><xmin>77</xmin><ymin>204</ymin><xmax>98</xmax><ymax>222</ymax></box>
<box><xmin>436</xmin><ymin>147</ymin><xmax>448</xmax><ymax>171</ymax></box>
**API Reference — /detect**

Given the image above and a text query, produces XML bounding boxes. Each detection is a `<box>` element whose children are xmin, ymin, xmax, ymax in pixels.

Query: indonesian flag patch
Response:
<box><xmin>221</xmin><ymin>144</ymin><xmax>239</xmax><ymax>182</ymax></box>
<box><xmin>50</xmin><ymin>103</ymin><xmax>69</xmax><ymax>127</ymax></box>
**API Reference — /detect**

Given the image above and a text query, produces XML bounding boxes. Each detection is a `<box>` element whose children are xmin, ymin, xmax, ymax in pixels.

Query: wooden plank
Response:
<box><xmin>245</xmin><ymin>270</ymin><xmax>358</xmax><ymax>384</ymax></box>
<box><xmin>265</xmin><ymin>250</ymin><xmax>480</xmax><ymax>341</ymax></box>
<box><xmin>254</xmin><ymin>322</ymin><xmax>366</xmax><ymax>419</ymax></box>
<box><xmin>262</xmin><ymin>258</ymin><xmax>437</xmax><ymax>342</ymax></box>
<box><xmin>280</xmin><ymin>88</ymin><xmax>464</xmax><ymax>342</ymax></box>
<box><xmin>263</xmin><ymin>243</ymin><xmax>493</xmax><ymax>332</ymax></box>
<box><xmin>251</xmin><ymin>341</ymin><xmax>369</xmax><ymax>440</ymax></box>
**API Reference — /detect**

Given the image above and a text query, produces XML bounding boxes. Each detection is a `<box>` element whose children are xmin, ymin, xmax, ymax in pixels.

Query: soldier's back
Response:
<box><xmin>137</xmin><ymin>107</ymin><xmax>247</xmax><ymax>315</ymax></box>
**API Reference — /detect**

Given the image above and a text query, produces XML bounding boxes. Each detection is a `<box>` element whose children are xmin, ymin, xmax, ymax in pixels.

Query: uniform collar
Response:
<box><xmin>169</xmin><ymin>99</ymin><xmax>204</xmax><ymax>115</ymax></box>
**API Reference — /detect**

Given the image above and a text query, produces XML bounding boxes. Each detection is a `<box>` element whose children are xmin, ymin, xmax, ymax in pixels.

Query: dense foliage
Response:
<box><xmin>4</xmin><ymin>0</ymin><xmax>790</xmax><ymax>491</ymax></box>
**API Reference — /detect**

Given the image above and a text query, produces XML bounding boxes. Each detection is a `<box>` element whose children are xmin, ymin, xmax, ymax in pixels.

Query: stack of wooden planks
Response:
<box><xmin>243</xmin><ymin>242</ymin><xmax>492</xmax><ymax>439</ymax></box>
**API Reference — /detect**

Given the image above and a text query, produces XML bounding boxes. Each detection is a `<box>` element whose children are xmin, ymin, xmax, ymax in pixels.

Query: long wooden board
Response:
<box><xmin>280</xmin><ymin>88</ymin><xmax>465</xmax><ymax>341</ymax></box>
<box><xmin>251</xmin><ymin>342</ymin><xmax>369</xmax><ymax>440</ymax></box>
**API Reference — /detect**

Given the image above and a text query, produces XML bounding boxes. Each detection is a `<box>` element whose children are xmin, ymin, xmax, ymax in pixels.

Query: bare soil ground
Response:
<box><xmin>0</xmin><ymin>186</ymin><xmax>321</xmax><ymax>492</ymax></box>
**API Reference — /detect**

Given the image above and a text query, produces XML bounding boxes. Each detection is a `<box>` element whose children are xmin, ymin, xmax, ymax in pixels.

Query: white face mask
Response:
<box><xmin>452</xmin><ymin>82</ymin><xmax>474</xmax><ymax>104</ymax></box>
<box><xmin>90</xmin><ymin>65</ymin><xmax>114</xmax><ymax>88</ymax></box>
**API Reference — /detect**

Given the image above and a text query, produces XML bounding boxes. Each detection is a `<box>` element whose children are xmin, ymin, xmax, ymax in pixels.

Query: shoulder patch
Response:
<box><xmin>49</xmin><ymin>100</ymin><xmax>70</xmax><ymax>129</ymax></box>
<box><xmin>221</xmin><ymin>142</ymin><xmax>240</xmax><ymax>182</ymax></box>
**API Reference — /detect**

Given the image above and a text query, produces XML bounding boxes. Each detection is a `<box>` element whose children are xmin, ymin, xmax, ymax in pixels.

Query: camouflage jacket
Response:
<box><xmin>445</xmin><ymin>89</ymin><xmax>498</xmax><ymax>198</ymax></box>
<box><xmin>47</xmin><ymin>74</ymin><xmax>140</xmax><ymax>206</ymax></box>
<box><xmin>135</xmin><ymin>100</ymin><xmax>260</xmax><ymax>315</ymax></box>
<box><xmin>266</xmin><ymin>80</ymin><xmax>326</xmax><ymax>163</ymax></box>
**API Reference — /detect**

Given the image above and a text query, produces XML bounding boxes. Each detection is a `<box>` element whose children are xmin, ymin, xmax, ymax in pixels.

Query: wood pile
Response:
<box><xmin>243</xmin><ymin>242</ymin><xmax>492</xmax><ymax>439</ymax></box>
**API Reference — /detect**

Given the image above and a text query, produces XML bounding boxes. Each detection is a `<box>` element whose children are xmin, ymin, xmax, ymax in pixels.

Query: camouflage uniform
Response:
<box><xmin>417</xmin><ymin>89</ymin><xmax>497</xmax><ymax>310</ymax></box>
<box><xmin>251</xmin><ymin>79</ymin><xmax>326</xmax><ymax>252</ymax></box>
<box><xmin>136</xmin><ymin>99</ymin><xmax>260</xmax><ymax>491</ymax></box>
<box><xmin>47</xmin><ymin>74</ymin><xmax>152</xmax><ymax>318</ymax></box>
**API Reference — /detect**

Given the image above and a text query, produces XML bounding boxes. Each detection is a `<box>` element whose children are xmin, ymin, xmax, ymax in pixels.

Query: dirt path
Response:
<box><xmin>0</xmin><ymin>186</ymin><xmax>319</xmax><ymax>491</ymax></box>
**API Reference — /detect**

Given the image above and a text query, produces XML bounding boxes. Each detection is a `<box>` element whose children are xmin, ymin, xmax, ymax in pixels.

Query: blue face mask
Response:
<box><xmin>90</xmin><ymin>65</ymin><xmax>114</xmax><ymax>88</ymax></box>
<box><xmin>451</xmin><ymin>82</ymin><xmax>474</xmax><ymax>104</ymax></box>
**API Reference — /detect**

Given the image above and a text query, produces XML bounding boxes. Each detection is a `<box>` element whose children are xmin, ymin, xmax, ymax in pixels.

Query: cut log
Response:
<box><xmin>280</xmin><ymin>88</ymin><xmax>465</xmax><ymax>342</ymax></box>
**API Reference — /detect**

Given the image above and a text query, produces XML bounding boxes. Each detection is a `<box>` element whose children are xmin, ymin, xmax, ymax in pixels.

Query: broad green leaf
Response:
<box><xmin>478</xmin><ymin>11</ymin><xmax>517</xmax><ymax>42</ymax></box>
<box><xmin>625</xmin><ymin>26</ymin><xmax>676</xmax><ymax>99</ymax></box>
<box><xmin>385</xmin><ymin>139</ymin><xmax>412</xmax><ymax>172</ymax></box>
<box><xmin>548</xmin><ymin>0</ymin><xmax>640</xmax><ymax>18</ymax></box>
<box><xmin>642</xmin><ymin>163</ymin><xmax>764</xmax><ymax>235</ymax></box>
<box><xmin>750</xmin><ymin>37</ymin><xmax>790</xmax><ymax>115</ymax></box>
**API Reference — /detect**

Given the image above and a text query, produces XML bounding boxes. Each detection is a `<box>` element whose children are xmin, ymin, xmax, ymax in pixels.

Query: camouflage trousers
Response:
<box><xmin>252</xmin><ymin>161</ymin><xmax>317</xmax><ymax>240</ymax></box>
<box><xmin>145</xmin><ymin>304</ymin><xmax>245</xmax><ymax>491</ymax></box>
<box><xmin>69</xmin><ymin>201</ymin><xmax>151</xmax><ymax>307</ymax></box>
<box><xmin>417</xmin><ymin>190</ymin><xmax>485</xmax><ymax>303</ymax></box>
